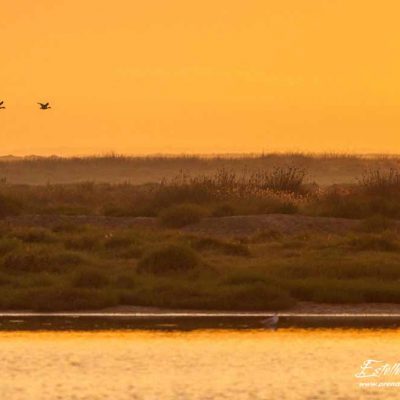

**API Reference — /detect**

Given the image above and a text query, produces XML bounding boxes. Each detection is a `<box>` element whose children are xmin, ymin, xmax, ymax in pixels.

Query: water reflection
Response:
<box><xmin>0</xmin><ymin>329</ymin><xmax>399</xmax><ymax>399</ymax></box>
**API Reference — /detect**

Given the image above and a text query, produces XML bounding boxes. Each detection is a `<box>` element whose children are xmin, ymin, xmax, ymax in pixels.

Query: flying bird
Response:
<box><xmin>38</xmin><ymin>102</ymin><xmax>51</xmax><ymax>110</ymax></box>
<box><xmin>0</xmin><ymin>101</ymin><xmax>5</xmax><ymax>109</ymax></box>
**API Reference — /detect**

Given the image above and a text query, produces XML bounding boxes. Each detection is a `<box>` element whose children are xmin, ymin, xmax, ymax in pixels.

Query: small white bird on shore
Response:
<box><xmin>261</xmin><ymin>314</ymin><xmax>279</xmax><ymax>328</ymax></box>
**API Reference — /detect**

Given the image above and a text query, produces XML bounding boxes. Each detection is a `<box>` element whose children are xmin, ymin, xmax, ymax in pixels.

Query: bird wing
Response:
<box><xmin>45</xmin><ymin>103</ymin><xmax>49</xmax><ymax>107</ymax></box>
<box><xmin>38</xmin><ymin>103</ymin><xmax>45</xmax><ymax>106</ymax></box>
<box><xmin>0</xmin><ymin>101</ymin><xmax>3</xmax><ymax>105</ymax></box>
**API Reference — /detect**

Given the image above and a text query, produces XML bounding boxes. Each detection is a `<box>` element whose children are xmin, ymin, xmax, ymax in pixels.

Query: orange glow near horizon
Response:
<box><xmin>2</xmin><ymin>1</ymin><xmax>400</xmax><ymax>155</ymax></box>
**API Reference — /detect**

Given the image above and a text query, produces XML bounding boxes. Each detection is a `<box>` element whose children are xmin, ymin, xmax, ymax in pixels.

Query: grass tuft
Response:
<box><xmin>137</xmin><ymin>244</ymin><xmax>200</xmax><ymax>274</ymax></box>
<box><xmin>2</xmin><ymin>247</ymin><xmax>85</xmax><ymax>273</ymax></box>
<box><xmin>72</xmin><ymin>268</ymin><xmax>109</xmax><ymax>288</ymax></box>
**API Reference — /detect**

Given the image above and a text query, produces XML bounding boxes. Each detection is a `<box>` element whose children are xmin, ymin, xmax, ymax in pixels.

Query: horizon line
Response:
<box><xmin>2</xmin><ymin>151</ymin><xmax>400</xmax><ymax>160</ymax></box>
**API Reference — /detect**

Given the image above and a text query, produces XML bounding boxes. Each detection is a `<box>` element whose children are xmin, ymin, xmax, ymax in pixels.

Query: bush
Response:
<box><xmin>13</xmin><ymin>228</ymin><xmax>56</xmax><ymax>243</ymax></box>
<box><xmin>285</xmin><ymin>279</ymin><xmax>366</xmax><ymax>303</ymax></box>
<box><xmin>137</xmin><ymin>280</ymin><xmax>294</xmax><ymax>310</ymax></box>
<box><xmin>0</xmin><ymin>238</ymin><xmax>21</xmax><ymax>256</ymax></box>
<box><xmin>251</xmin><ymin>230</ymin><xmax>282</xmax><ymax>242</ymax></box>
<box><xmin>347</xmin><ymin>233</ymin><xmax>399</xmax><ymax>252</ymax></box>
<box><xmin>25</xmin><ymin>287</ymin><xmax>119</xmax><ymax>311</ymax></box>
<box><xmin>0</xmin><ymin>272</ymin><xmax>13</xmax><ymax>286</ymax></box>
<box><xmin>359</xmin><ymin>169</ymin><xmax>400</xmax><ymax>196</ymax></box>
<box><xmin>159</xmin><ymin>204</ymin><xmax>206</xmax><ymax>228</ymax></box>
<box><xmin>254</xmin><ymin>166</ymin><xmax>306</xmax><ymax>193</ymax></box>
<box><xmin>359</xmin><ymin>215</ymin><xmax>396</xmax><ymax>233</ymax></box>
<box><xmin>72</xmin><ymin>268</ymin><xmax>109</xmax><ymax>288</ymax></box>
<box><xmin>191</xmin><ymin>237</ymin><xmax>251</xmax><ymax>257</ymax></box>
<box><xmin>312</xmin><ymin>189</ymin><xmax>367</xmax><ymax>219</ymax></box>
<box><xmin>311</xmin><ymin>285</ymin><xmax>366</xmax><ymax>303</ymax></box>
<box><xmin>102</xmin><ymin>232</ymin><xmax>144</xmax><ymax>258</ymax></box>
<box><xmin>102</xmin><ymin>205</ymin><xmax>135</xmax><ymax>217</ymax></box>
<box><xmin>213</xmin><ymin>282</ymin><xmax>294</xmax><ymax>310</ymax></box>
<box><xmin>117</xmin><ymin>245</ymin><xmax>144</xmax><ymax>259</ymax></box>
<box><xmin>212</xmin><ymin>203</ymin><xmax>235</xmax><ymax>217</ymax></box>
<box><xmin>64</xmin><ymin>234</ymin><xmax>100</xmax><ymax>251</ymax></box>
<box><xmin>0</xmin><ymin>194</ymin><xmax>21</xmax><ymax>218</ymax></box>
<box><xmin>275</xmin><ymin>202</ymin><xmax>298</xmax><ymax>214</ymax></box>
<box><xmin>137</xmin><ymin>244</ymin><xmax>199</xmax><ymax>274</ymax></box>
<box><xmin>2</xmin><ymin>248</ymin><xmax>84</xmax><ymax>273</ymax></box>
<box><xmin>114</xmin><ymin>274</ymin><xmax>136</xmax><ymax>289</ymax></box>
<box><xmin>52</xmin><ymin>223</ymin><xmax>83</xmax><ymax>233</ymax></box>
<box><xmin>103</xmin><ymin>233</ymin><xmax>140</xmax><ymax>249</ymax></box>
<box><xmin>222</xmin><ymin>270</ymin><xmax>269</xmax><ymax>285</ymax></box>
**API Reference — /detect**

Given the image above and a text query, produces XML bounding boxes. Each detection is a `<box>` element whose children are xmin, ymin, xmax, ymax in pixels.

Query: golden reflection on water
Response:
<box><xmin>0</xmin><ymin>329</ymin><xmax>399</xmax><ymax>400</ymax></box>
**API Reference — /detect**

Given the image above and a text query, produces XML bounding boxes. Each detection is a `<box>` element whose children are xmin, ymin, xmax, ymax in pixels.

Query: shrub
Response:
<box><xmin>222</xmin><ymin>270</ymin><xmax>269</xmax><ymax>285</ymax></box>
<box><xmin>0</xmin><ymin>194</ymin><xmax>21</xmax><ymax>218</ymax></box>
<box><xmin>198</xmin><ymin>282</ymin><xmax>294</xmax><ymax>310</ymax></box>
<box><xmin>72</xmin><ymin>268</ymin><xmax>109</xmax><ymax>288</ymax></box>
<box><xmin>359</xmin><ymin>215</ymin><xmax>396</xmax><ymax>233</ymax></box>
<box><xmin>212</xmin><ymin>203</ymin><xmax>235</xmax><ymax>217</ymax></box>
<box><xmin>298</xmin><ymin>280</ymin><xmax>400</xmax><ymax>304</ymax></box>
<box><xmin>359</xmin><ymin>169</ymin><xmax>400</xmax><ymax>196</ymax></box>
<box><xmin>117</xmin><ymin>245</ymin><xmax>144</xmax><ymax>259</ymax></box>
<box><xmin>137</xmin><ymin>244</ymin><xmax>199</xmax><ymax>274</ymax></box>
<box><xmin>102</xmin><ymin>232</ymin><xmax>144</xmax><ymax>258</ymax></box>
<box><xmin>312</xmin><ymin>189</ymin><xmax>367</xmax><ymax>219</ymax></box>
<box><xmin>2</xmin><ymin>248</ymin><xmax>84</xmax><ymax>273</ymax></box>
<box><xmin>347</xmin><ymin>233</ymin><xmax>399</xmax><ymax>252</ymax></box>
<box><xmin>285</xmin><ymin>279</ymin><xmax>366</xmax><ymax>303</ymax></box>
<box><xmin>114</xmin><ymin>274</ymin><xmax>136</xmax><ymax>289</ymax></box>
<box><xmin>18</xmin><ymin>273</ymin><xmax>54</xmax><ymax>288</ymax></box>
<box><xmin>273</xmin><ymin>257</ymin><xmax>400</xmax><ymax>281</ymax></box>
<box><xmin>13</xmin><ymin>228</ymin><xmax>56</xmax><ymax>243</ymax></box>
<box><xmin>0</xmin><ymin>272</ymin><xmax>13</xmax><ymax>286</ymax></box>
<box><xmin>64</xmin><ymin>234</ymin><xmax>100</xmax><ymax>251</ymax></box>
<box><xmin>137</xmin><ymin>280</ymin><xmax>294</xmax><ymax>310</ymax></box>
<box><xmin>103</xmin><ymin>233</ymin><xmax>140</xmax><ymax>249</ymax></box>
<box><xmin>253</xmin><ymin>166</ymin><xmax>306</xmax><ymax>193</ymax></box>
<box><xmin>221</xmin><ymin>242</ymin><xmax>251</xmax><ymax>257</ymax></box>
<box><xmin>102</xmin><ymin>205</ymin><xmax>135</xmax><ymax>217</ymax></box>
<box><xmin>311</xmin><ymin>285</ymin><xmax>365</xmax><ymax>303</ymax></box>
<box><xmin>362</xmin><ymin>283</ymin><xmax>400</xmax><ymax>303</ymax></box>
<box><xmin>25</xmin><ymin>287</ymin><xmax>118</xmax><ymax>311</ymax></box>
<box><xmin>52</xmin><ymin>223</ymin><xmax>83</xmax><ymax>233</ymax></box>
<box><xmin>251</xmin><ymin>230</ymin><xmax>282</xmax><ymax>242</ymax></box>
<box><xmin>275</xmin><ymin>202</ymin><xmax>298</xmax><ymax>214</ymax></box>
<box><xmin>159</xmin><ymin>204</ymin><xmax>206</xmax><ymax>228</ymax></box>
<box><xmin>44</xmin><ymin>206</ymin><xmax>93</xmax><ymax>216</ymax></box>
<box><xmin>0</xmin><ymin>238</ymin><xmax>21</xmax><ymax>256</ymax></box>
<box><xmin>191</xmin><ymin>237</ymin><xmax>251</xmax><ymax>257</ymax></box>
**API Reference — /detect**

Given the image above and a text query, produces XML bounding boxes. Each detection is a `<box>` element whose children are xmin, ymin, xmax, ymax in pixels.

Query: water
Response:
<box><xmin>1</xmin><ymin>328</ymin><xmax>399</xmax><ymax>400</ymax></box>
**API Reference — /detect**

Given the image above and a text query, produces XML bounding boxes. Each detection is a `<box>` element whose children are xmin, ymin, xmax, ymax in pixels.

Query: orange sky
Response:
<box><xmin>1</xmin><ymin>1</ymin><xmax>400</xmax><ymax>155</ymax></box>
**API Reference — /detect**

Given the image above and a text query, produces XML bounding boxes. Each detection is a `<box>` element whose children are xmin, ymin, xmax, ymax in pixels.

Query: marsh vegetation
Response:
<box><xmin>0</xmin><ymin>217</ymin><xmax>398</xmax><ymax>311</ymax></box>
<box><xmin>1</xmin><ymin>154</ymin><xmax>400</xmax><ymax>311</ymax></box>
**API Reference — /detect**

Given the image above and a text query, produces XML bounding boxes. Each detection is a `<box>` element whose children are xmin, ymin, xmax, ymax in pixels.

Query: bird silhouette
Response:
<box><xmin>38</xmin><ymin>102</ymin><xmax>51</xmax><ymax>110</ymax></box>
<box><xmin>0</xmin><ymin>101</ymin><xmax>5</xmax><ymax>109</ymax></box>
<box><xmin>261</xmin><ymin>314</ymin><xmax>279</xmax><ymax>329</ymax></box>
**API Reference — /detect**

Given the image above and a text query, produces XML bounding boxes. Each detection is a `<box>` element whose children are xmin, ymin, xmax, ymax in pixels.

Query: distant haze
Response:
<box><xmin>2</xmin><ymin>1</ymin><xmax>400</xmax><ymax>155</ymax></box>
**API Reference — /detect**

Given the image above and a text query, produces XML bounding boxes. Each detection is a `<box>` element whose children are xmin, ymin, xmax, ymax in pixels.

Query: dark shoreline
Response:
<box><xmin>1</xmin><ymin>316</ymin><xmax>400</xmax><ymax>331</ymax></box>
<box><xmin>2</xmin><ymin>306</ymin><xmax>400</xmax><ymax>330</ymax></box>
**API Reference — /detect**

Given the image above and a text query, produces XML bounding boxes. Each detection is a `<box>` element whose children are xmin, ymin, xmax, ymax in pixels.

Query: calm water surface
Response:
<box><xmin>0</xmin><ymin>328</ymin><xmax>399</xmax><ymax>400</ymax></box>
